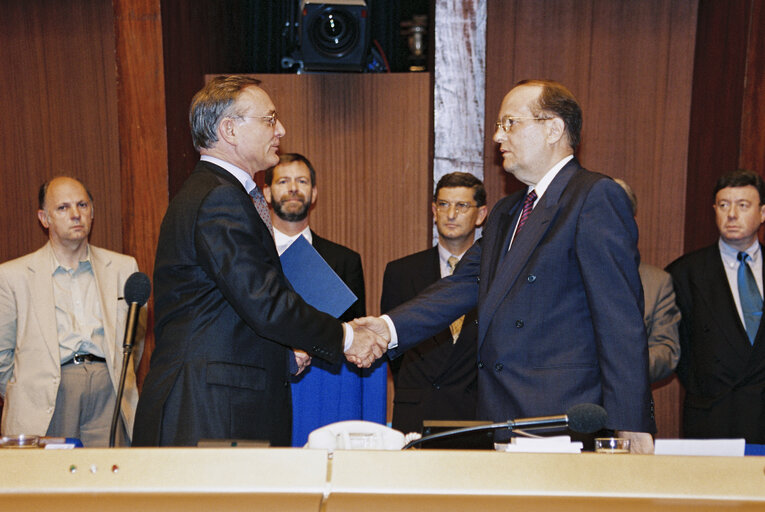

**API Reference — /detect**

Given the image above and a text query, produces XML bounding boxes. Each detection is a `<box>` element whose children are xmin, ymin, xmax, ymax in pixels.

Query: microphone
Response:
<box><xmin>510</xmin><ymin>403</ymin><xmax>608</xmax><ymax>434</ymax></box>
<box><xmin>402</xmin><ymin>403</ymin><xmax>607</xmax><ymax>450</ymax></box>
<box><xmin>122</xmin><ymin>272</ymin><xmax>151</xmax><ymax>349</ymax></box>
<box><xmin>110</xmin><ymin>272</ymin><xmax>151</xmax><ymax>447</ymax></box>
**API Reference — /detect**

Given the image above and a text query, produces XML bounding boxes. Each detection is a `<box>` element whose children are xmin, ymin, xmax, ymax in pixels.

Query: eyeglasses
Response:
<box><xmin>239</xmin><ymin>112</ymin><xmax>279</xmax><ymax>127</ymax></box>
<box><xmin>435</xmin><ymin>200</ymin><xmax>477</xmax><ymax>214</ymax></box>
<box><xmin>495</xmin><ymin>115</ymin><xmax>550</xmax><ymax>132</ymax></box>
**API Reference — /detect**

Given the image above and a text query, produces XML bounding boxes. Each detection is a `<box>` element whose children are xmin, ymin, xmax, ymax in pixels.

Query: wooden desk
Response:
<box><xmin>1</xmin><ymin>448</ymin><xmax>763</xmax><ymax>511</ymax></box>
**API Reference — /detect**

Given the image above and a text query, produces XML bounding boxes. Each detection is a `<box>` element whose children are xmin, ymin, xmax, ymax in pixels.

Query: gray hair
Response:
<box><xmin>189</xmin><ymin>75</ymin><xmax>262</xmax><ymax>152</ymax></box>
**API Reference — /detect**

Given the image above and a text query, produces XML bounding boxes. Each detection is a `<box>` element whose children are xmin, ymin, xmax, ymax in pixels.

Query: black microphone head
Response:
<box><xmin>124</xmin><ymin>272</ymin><xmax>151</xmax><ymax>305</ymax></box>
<box><xmin>566</xmin><ymin>403</ymin><xmax>607</xmax><ymax>433</ymax></box>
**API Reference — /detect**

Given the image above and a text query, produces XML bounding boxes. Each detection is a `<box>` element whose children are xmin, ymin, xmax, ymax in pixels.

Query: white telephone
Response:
<box><xmin>305</xmin><ymin>420</ymin><xmax>406</xmax><ymax>450</ymax></box>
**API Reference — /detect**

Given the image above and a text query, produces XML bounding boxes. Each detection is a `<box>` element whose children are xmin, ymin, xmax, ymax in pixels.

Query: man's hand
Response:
<box><xmin>292</xmin><ymin>349</ymin><xmax>311</xmax><ymax>376</ymax></box>
<box><xmin>344</xmin><ymin>318</ymin><xmax>389</xmax><ymax>368</ymax></box>
<box><xmin>615</xmin><ymin>430</ymin><xmax>654</xmax><ymax>454</ymax></box>
<box><xmin>352</xmin><ymin>316</ymin><xmax>391</xmax><ymax>343</ymax></box>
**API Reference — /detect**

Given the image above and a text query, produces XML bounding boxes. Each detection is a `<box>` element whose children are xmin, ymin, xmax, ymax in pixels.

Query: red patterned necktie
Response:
<box><xmin>516</xmin><ymin>189</ymin><xmax>537</xmax><ymax>235</ymax></box>
<box><xmin>249</xmin><ymin>186</ymin><xmax>274</xmax><ymax>237</ymax></box>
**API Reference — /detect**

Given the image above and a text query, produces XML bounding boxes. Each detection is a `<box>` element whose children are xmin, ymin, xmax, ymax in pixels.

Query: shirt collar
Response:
<box><xmin>50</xmin><ymin>245</ymin><xmax>92</xmax><ymax>274</ymax></box>
<box><xmin>526</xmin><ymin>154</ymin><xmax>574</xmax><ymax>204</ymax></box>
<box><xmin>437</xmin><ymin>241</ymin><xmax>469</xmax><ymax>267</ymax></box>
<box><xmin>719</xmin><ymin>237</ymin><xmax>761</xmax><ymax>268</ymax></box>
<box><xmin>273</xmin><ymin>226</ymin><xmax>312</xmax><ymax>256</ymax></box>
<box><xmin>200</xmin><ymin>155</ymin><xmax>258</xmax><ymax>195</ymax></box>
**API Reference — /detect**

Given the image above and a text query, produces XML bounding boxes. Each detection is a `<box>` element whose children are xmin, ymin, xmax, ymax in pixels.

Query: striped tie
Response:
<box><xmin>447</xmin><ymin>255</ymin><xmax>464</xmax><ymax>343</ymax></box>
<box><xmin>516</xmin><ymin>189</ymin><xmax>537</xmax><ymax>235</ymax></box>
<box><xmin>249</xmin><ymin>186</ymin><xmax>274</xmax><ymax>237</ymax></box>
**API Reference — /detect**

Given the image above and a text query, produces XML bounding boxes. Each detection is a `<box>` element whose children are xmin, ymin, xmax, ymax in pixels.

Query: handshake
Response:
<box><xmin>344</xmin><ymin>316</ymin><xmax>391</xmax><ymax>368</ymax></box>
<box><xmin>291</xmin><ymin>317</ymin><xmax>391</xmax><ymax>375</ymax></box>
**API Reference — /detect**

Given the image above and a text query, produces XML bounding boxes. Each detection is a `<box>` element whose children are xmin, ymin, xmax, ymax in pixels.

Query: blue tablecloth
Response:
<box><xmin>291</xmin><ymin>357</ymin><xmax>387</xmax><ymax>447</ymax></box>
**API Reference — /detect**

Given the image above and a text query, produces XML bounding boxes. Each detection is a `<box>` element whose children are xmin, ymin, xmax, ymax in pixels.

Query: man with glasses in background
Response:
<box><xmin>381</xmin><ymin>172</ymin><xmax>487</xmax><ymax>434</ymax></box>
<box><xmin>133</xmin><ymin>76</ymin><xmax>387</xmax><ymax>447</ymax></box>
<box><xmin>357</xmin><ymin>79</ymin><xmax>655</xmax><ymax>452</ymax></box>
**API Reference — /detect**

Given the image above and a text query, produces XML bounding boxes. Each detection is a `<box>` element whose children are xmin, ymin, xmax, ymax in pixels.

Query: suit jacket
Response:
<box><xmin>639</xmin><ymin>263</ymin><xmax>681</xmax><ymax>383</ymax></box>
<box><xmin>289</xmin><ymin>232</ymin><xmax>387</xmax><ymax>446</ymax></box>
<box><xmin>667</xmin><ymin>244</ymin><xmax>765</xmax><ymax>443</ymax></box>
<box><xmin>381</xmin><ymin>246</ymin><xmax>477</xmax><ymax>433</ymax></box>
<box><xmin>133</xmin><ymin>161</ymin><xmax>343</xmax><ymax>447</ymax></box>
<box><xmin>0</xmin><ymin>242</ymin><xmax>143</xmax><ymax>440</ymax></box>
<box><xmin>387</xmin><ymin>159</ymin><xmax>654</xmax><ymax>433</ymax></box>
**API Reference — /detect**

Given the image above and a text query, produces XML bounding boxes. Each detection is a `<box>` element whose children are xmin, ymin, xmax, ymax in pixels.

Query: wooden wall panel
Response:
<box><xmin>249</xmin><ymin>73</ymin><xmax>433</xmax><ymax>318</ymax></box>
<box><xmin>485</xmin><ymin>0</ymin><xmax>699</xmax><ymax>438</ymax></box>
<box><xmin>0</xmin><ymin>0</ymin><xmax>121</xmax><ymax>263</ymax></box>
<box><xmin>113</xmin><ymin>0</ymin><xmax>169</xmax><ymax>386</ymax></box>
<box><xmin>684</xmin><ymin>0</ymin><xmax>751</xmax><ymax>254</ymax></box>
<box><xmin>740</xmin><ymin>0</ymin><xmax>765</xmax><ymax>176</ymax></box>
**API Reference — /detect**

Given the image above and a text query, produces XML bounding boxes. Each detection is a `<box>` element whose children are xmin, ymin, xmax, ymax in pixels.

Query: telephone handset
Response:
<box><xmin>305</xmin><ymin>420</ymin><xmax>406</xmax><ymax>450</ymax></box>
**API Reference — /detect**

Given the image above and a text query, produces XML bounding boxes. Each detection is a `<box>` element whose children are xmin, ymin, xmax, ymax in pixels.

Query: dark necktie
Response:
<box><xmin>447</xmin><ymin>255</ymin><xmax>464</xmax><ymax>343</ymax></box>
<box><xmin>737</xmin><ymin>251</ymin><xmax>762</xmax><ymax>344</ymax></box>
<box><xmin>249</xmin><ymin>186</ymin><xmax>274</xmax><ymax>237</ymax></box>
<box><xmin>516</xmin><ymin>189</ymin><xmax>537</xmax><ymax>235</ymax></box>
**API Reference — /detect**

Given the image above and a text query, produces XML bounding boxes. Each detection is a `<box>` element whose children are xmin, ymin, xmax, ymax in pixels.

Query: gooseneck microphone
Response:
<box><xmin>402</xmin><ymin>403</ymin><xmax>607</xmax><ymax>450</ymax></box>
<box><xmin>109</xmin><ymin>272</ymin><xmax>151</xmax><ymax>447</ymax></box>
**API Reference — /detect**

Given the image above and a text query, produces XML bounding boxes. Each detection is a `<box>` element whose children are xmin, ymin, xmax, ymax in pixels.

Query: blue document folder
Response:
<box><xmin>279</xmin><ymin>235</ymin><xmax>357</xmax><ymax>318</ymax></box>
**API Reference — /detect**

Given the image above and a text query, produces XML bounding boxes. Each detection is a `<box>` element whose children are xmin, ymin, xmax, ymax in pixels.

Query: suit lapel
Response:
<box><xmin>91</xmin><ymin>247</ymin><xmax>118</xmax><ymax>365</ymax></box>
<box><xmin>478</xmin><ymin>162</ymin><xmax>578</xmax><ymax>346</ymax></box>
<box><xmin>29</xmin><ymin>243</ymin><xmax>60</xmax><ymax>366</ymax></box>
<box><xmin>697</xmin><ymin>247</ymin><xmax>753</xmax><ymax>358</ymax></box>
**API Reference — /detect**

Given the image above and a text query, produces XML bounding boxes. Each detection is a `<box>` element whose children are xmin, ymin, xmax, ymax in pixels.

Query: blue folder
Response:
<box><xmin>280</xmin><ymin>235</ymin><xmax>357</xmax><ymax>317</ymax></box>
<box><xmin>280</xmin><ymin>235</ymin><xmax>387</xmax><ymax>447</ymax></box>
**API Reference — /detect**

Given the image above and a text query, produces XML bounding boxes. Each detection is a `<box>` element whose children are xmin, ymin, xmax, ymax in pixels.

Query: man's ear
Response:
<box><xmin>37</xmin><ymin>209</ymin><xmax>49</xmax><ymax>229</ymax></box>
<box><xmin>475</xmin><ymin>205</ymin><xmax>488</xmax><ymax>227</ymax></box>
<box><xmin>311</xmin><ymin>186</ymin><xmax>318</xmax><ymax>204</ymax></box>
<box><xmin>546</xmin><ymin>117</ymin><xmax>566</xmax><ymax>145</ymax></box>
<box><xmin>263</xmin><ymin>185</ymin><xmax>272</xmax><ymax>205</ymax></box>
<box><xmin>218</xmin><ymin>117</ymin><xmax>238</xmax><ymax>146</ymax></box>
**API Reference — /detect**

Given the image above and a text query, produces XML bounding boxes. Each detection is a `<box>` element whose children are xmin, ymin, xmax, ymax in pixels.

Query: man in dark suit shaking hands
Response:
<box><xmin>133</xmin><ymin>76</ymin><xmax>386</xmax><ymax>447</ymax></box>
<box><xmin>667</xmin><ymin>170</ymin><xmax>765</xmax><ymax>443</ymax></box>
<box><xmin>357</xmin><ymin>80</ymin><xmax>655</xmax><ymax>452</ymax></box>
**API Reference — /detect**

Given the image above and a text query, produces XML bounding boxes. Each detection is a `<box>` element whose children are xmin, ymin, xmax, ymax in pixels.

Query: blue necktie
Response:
<box><xmin>737</xmin><ymin>251</ymin><xmax>762</xmax><ymax>344</ymax></box>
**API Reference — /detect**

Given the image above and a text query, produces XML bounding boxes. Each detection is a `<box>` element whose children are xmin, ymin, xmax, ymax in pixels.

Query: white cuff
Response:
<box><xmin>342</xmin><ymin>322</ymin><xmax>354</xmax><ymax>352</ymax></box>
<box><xmin>381</xmin><ymin>315</ymin><xmax>398</xmax><ymax>350</ymax></box>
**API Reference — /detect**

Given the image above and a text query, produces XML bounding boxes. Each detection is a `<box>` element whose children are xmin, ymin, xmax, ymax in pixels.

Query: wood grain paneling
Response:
<box><xmin>113</xmin><ymin>0</ymin><xmax>169</xmax><ymax>387</ymax></box>
<box><xmin>740</xmin><ymin>0</ymin><xmax>765</xmax><ymax>176</ymax></box>
<box><xmin>0</xmin><ymin>0</ymin><xmax>121</xmax><ymax>262</ymax></box>
<box><xmin>245</xmin><ymin>74</ymin><xmax>433</xmax><ymax>318</ymax></box>
<box><xmin>684</xmin><ymin>0</ymin><xmax>751</xmax><ymax>254</ymax></box>
<box><xmin>485</xmin><ymin>0</ymin><xmax>699</xmax><ymax>438</ymax></box>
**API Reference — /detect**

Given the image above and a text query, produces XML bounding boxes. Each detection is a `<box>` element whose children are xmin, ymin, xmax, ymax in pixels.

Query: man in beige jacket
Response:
<box><xmin>0</xmin><ymin>177</ymin><xmax>144</xmax><ymax>446</ymax></box>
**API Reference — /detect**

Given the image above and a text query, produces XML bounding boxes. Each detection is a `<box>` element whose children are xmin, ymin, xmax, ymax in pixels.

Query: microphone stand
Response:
<box><xmin>108</xmin><ymin>302</ymin><xmax>141</xmax><ymax>448</ymax></box>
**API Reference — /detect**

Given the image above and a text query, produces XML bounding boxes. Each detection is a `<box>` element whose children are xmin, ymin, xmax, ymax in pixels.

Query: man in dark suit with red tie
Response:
<box><xmin>381</xmin><ymin>172</ymin><xmax>487</xmax><ymax>434</ymax></box>
<box><xmin>667</xmin><ymin>170</ymin><xmax>765</xmax><ymax>443</ymax></box>
<box><xmin>133</xmin><ymin>76</ymin><xmax>385</xmax><ymax>447</ymax></box>
<box><xmin>357</xmin><ymin>79</ymin><xmax>655</xmax><ymax>452</ymax></box>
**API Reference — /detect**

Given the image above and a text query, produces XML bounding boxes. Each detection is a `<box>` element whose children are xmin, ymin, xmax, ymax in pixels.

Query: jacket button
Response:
<box><xmin>477</xmin><ymin>361</ymin><xmax>484</xmax><ymax>369</ymax></box>
<box><xmin>515</xmin><ymin>320</ymin><xmax>524</xmax><ymax>328</ymax></box>
<box><xmin>476</xmin><ymin>277</ymin><xmax>480</xmax><ymax>283</ymax></box>
<box><xmin>433</xmin><ymin>384</ymin><xmax>440</xmax><ymax>390</ymax></box>
<box><xmin>527</xmin><ymin>275</ymin><xmax>536</xmax><ymax>283</ymax></box>
<box><xmin>494</xmin><ymin>362</ymin><xmax>504</xmax><ymax>372</ymax></box>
